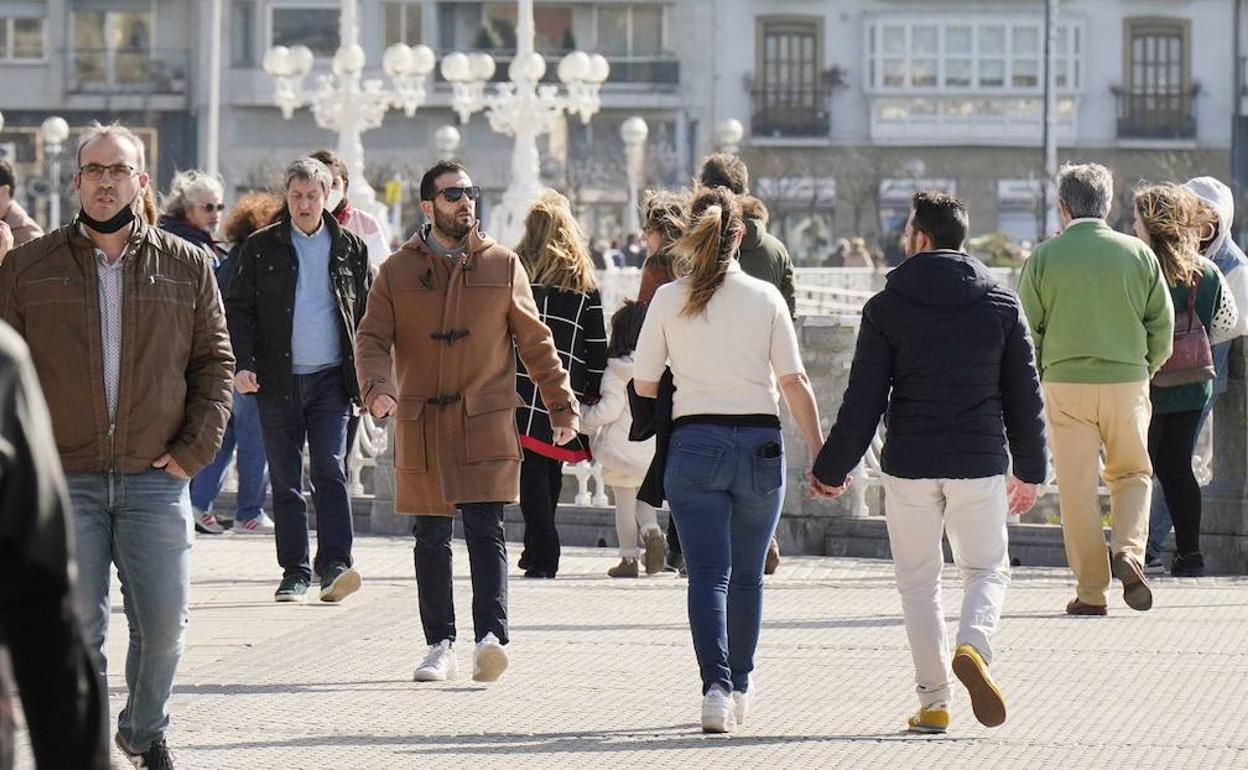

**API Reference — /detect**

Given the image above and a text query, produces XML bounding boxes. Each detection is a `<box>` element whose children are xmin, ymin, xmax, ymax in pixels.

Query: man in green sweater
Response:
<box><xmin>1018</xmin><ymin>162</ymin><xmax>1173</xmax><ymax>616</ymax></box>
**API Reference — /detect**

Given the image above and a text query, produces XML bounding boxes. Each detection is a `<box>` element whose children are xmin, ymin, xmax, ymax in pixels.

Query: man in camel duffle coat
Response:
<box><xmin>355</xmin><ymin>160</ymin><xmax>578</xmax><ymax>684</ymax></box>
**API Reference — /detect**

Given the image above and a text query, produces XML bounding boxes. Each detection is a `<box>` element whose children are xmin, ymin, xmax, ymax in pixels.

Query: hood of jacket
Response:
<box><xmin>1184</xmin><ymin>176</ymin><xmax>1234</xmax><ymax>260</ymax></box>
<box><xmin>406</xmin><ymin>222</ymin><xmax>497</xmax><ymax>260</ymax></box>
<box><xmin>885</xmin><ymin>250</ymin><xmax>997</xmax><ymax>307</ymax></box>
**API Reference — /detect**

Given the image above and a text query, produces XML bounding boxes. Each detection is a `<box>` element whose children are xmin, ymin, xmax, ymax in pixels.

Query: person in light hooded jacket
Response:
<box><xmin>1143</xmin><ymin>177</ymin><xmax>1248</xmax><ymax>572</ymax></box>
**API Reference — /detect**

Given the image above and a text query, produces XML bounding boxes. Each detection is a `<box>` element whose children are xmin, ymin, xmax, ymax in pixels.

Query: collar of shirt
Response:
<box><xmin>1066</xmin><ymin>217</ymin><xmax>1106</xmax><ymax>228</ymax></box>
<box><xmin>292</xmin><ymin>220</ymin><xmax>326</xmax><ymax>240</ymax></box>
<box><xmin>726</xmin><ymin>258</ymin><xmax>743</xmax><ymax>274</ymax></box>
<box><xmin>79</xmin><ymin>222</ymin><xmax>134</xmax><ymax>267</ymax></box>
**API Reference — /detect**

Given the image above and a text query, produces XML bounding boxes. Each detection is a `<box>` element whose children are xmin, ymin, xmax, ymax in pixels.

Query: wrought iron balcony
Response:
<box><xmin>751</xmin><ymin>84</ymin><xmax>832</xmax><ymax>139</ymax></box>
<box><xmin>66</xmin><ymin>47</ymin><xmax>191</xmax><ymax>95</ymax></box>
<box><xmin>1112</xmin><ymin>84</ymin><xmax>1199</xmax><ymax>140</ymax></box>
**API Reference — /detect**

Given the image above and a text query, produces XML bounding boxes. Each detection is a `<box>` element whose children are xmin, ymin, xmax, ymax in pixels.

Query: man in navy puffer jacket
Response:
<box><xmin>811</xmin><ymin>191</ymin><xmax>1047</xmax><ymax>736</ymax></box>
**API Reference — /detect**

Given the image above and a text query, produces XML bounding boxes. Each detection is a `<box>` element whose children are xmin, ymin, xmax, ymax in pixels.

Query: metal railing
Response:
<box><xmin>1112</xmin><ymin>84</ymin><xmax>1199</xmax><ymax>140</ymax></box>
<box><xmin>65</xmin><ymin>47</ymin><xmax>191</xmax><ymax>95</ymax></box>
<box><xmin>751</xmin><ymin>84</ymin><xmax>832</xmax><ymax>138</ymax></box>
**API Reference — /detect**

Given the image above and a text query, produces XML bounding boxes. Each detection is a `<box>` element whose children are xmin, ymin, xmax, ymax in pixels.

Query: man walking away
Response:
<box><xmin>811</xmin><ymin>192</ymin><xmax>1047</xmax><ymax>735</ymax></box>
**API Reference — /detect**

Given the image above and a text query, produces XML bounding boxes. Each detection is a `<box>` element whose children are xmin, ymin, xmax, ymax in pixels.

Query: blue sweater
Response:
<box><xmin>290</xmin><ymin>223</ymin><xmax>342</xmax><ymax>374</ymax></box>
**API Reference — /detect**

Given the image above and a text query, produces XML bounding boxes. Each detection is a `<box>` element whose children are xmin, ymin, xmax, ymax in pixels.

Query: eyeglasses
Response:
<box><xmin>198</xmin><ymin>203</ymin><xmax>226</xmax><ymax>212</ymax></box>
<box><xmin>78</xmin><ymin>163</ymin><xmax>139</xmax><ymax>181</ymax></box>
<box><xmin>436</xmin><ymin>185</ymin><xmax>481</xmax><ymax>203</ymax></box>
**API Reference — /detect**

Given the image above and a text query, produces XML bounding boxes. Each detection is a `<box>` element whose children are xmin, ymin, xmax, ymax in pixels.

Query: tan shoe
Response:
<box><xmin>1111</xmin><ymin>551</ymin><xmax>1153</xmax><ymax>611</ymax></box>
<box><xmin>764</xmin><ymin>537</ymin><xmax>780</xmax><ymax>575</ymax></box>
<box><xmin>1065</xmin><ymin>597</ymin><xmax>1108</xmax><ymax>616</ymax></box>
<box><xmin>641</xmin><ymin>528</ymin><xmax>667</xmax><ymax>575</ymax></box>
<box><xmin>608</xmin><ymin>557</ymin><xmax>639</xmax><ymax>578</ymax></box>
<box><xmin>906</xmin><ymin>705</ymin><xmax>950</xmax><ymax>734</ymax></box>
<box><xmin>952</xmin><ymin>644</ymin><xmax>1006</xmax><ymax>727</ymax></box>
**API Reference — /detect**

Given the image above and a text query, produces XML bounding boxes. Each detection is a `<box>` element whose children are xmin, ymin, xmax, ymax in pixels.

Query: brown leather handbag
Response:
<box><xmin>1153</xmin><ymin>272</ymin><xmax>1216</xmax><ymax>387</ymax></box>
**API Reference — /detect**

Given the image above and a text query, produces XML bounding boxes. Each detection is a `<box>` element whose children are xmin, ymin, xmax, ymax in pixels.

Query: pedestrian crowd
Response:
<box><xmin>0</xmin><ymin>119</ymin><xmax>1243</xmax><ymax>769</ymax></box>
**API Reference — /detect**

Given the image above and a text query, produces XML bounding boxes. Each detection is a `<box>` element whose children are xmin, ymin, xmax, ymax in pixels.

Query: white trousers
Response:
<box><xmin>612</xmin><ymin>485</ymin><xmax>660</xmax><ymax>558</ymax></box>
<box><xmin>882</xmin><ymin>474</ymin><xmax>1011</xmax><ymax>708</ymax></box>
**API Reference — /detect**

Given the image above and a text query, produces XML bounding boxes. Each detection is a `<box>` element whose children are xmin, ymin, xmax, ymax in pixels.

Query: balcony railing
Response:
<box><xmin>66</xmin><ymin>48</ymin><xmax>191</xmax><ymax>95</ymax></box>
<box><xmin>1112</xmin><ymin>84</ymin><xmax>1199</xmax><ymax>140</ymax></box>
<box><xmin>751</xmin><ymin>85</ymin><xmax>832</xmax><ymax>139</ymax></box>
<box><xmin>435</xmin><ymin>51</ymin><xmax>678</xmax><ymax>86</ymax></box>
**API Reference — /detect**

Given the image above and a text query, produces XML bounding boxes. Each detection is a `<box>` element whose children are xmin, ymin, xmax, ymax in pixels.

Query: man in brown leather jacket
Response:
<box><xmin>0</xmin><ymin>121</ymin><xmax>233</xmax><ymax>769</ymax></box>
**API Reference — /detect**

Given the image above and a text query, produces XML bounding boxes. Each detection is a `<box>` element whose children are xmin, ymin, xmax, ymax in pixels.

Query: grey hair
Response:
<box><xmin>285</xmin><ymin>157</ymin><xmax>333</xmax><ymax>194</ymax></box>
<box><xmin>161</xmin><ymin>169</ymin><xmax>224</xmax><ymax>217</ymax></box>
<box><xmin>76</xmin><ymin>120</ymin><xmax>147</xmax><ymax>172</ymax></box>
<box><xmin>1057</xmin><ymin>162</ymin><xmax>1114</xmax><ymax>220</ymax></box>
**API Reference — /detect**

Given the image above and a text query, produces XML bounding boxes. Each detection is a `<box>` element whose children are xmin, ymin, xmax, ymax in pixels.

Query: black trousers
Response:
<box><xmin>1148</xmin><ymin>409</ymin><xmax>1204</xmax><ymax>556</ymax></box>
<box><xmin>412</xmin><ymin>502</ymin><xmax>509</xmax><ymax>646</ymax></box>
<box><xmin>519</xmin><ymin>449</ymin><xmax>564</xmax><ymax>575</ymax></box>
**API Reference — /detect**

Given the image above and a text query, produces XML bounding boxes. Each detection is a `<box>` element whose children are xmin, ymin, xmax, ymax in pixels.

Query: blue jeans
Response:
<box><xmin>665</xmin><ymin>423</ymin><xmax>784</xmax><ymax>695</ymax></box>
<box><xmin>68</xmin><ymin>469</ymin><xmax>193</xmax><ymax>753</ymax></box>
<box><xmin>1147</xmin><ymin>397</ymin><xmax>1215</xmax><ymax>558</ymax></box>
<box><xmin>190</xmin><ymin>391</ymin><xmax>268</xmax><ymax>522</ymax></box>
<box><xmin>257</xmin><ymin>369</ymin><xmax>354</xmax><ymax>582</ymax></box>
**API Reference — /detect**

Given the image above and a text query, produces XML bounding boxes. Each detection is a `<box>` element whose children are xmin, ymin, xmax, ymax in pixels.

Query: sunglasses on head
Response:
<box><xmin>436</xmin><ymin>185</ymin><xmax>481</xmax><ymax>203</ymax></box>
<box><xmin>199</xmin><ymin>203</ymin><xmax>226</xmax><ymax>212</ymax></box>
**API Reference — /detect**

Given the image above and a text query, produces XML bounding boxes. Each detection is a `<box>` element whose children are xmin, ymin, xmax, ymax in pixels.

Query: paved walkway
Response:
<box><xmin>14</xmin><ymin>531</ymin><xmax>1248</xmax><ymax>769</ymax></box>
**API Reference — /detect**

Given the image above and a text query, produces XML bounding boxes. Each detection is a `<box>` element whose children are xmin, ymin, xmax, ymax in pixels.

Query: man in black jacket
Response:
<box><xmin>226</xmin><ymin>157</ymin><xmax>372</xmax><ymax>604</ymax></box>
<box><xmin>0</xmin><ymin>320</ymin><xmax>109</xmax><ymax>769</ymax></box>
<box><xmin>811</xmin><ymin>191</ymin><xmax>1046</xmax><ymax>736</ymax></box>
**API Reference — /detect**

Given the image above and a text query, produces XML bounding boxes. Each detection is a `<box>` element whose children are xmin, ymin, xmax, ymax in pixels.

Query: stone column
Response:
<box><xmin>369</xmin><ymin>422</ymin><xmax>411</xmax><ymax>536</ymax></box>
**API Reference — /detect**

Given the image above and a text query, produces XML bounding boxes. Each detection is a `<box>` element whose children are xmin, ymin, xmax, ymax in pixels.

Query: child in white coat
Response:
<box><xmin>581</xmin><ymin>302</ymin><xmax>667</xmax><ymax>577</ymax></box>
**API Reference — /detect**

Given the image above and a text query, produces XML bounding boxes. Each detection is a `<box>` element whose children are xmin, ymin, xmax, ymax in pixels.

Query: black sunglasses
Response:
<box><xmin>436</xmin><ymin>185</ymin><xmax>481</xmax><ymax>203</ymax></box>
<box><xmin>199</xmin><ymin>203</ymin><xmax>226</xmax><ymax>212</ymax></box>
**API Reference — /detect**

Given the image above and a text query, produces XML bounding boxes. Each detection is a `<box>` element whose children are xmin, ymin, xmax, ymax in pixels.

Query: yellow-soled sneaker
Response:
<box><xmin>906</xmin><ymin>705</ymin><xmax>950</xmax><ymax>734</ymax></box>
<box><xmin>952</xmin><ymin>644</ymin><xmax>1007</xmax><ymax>727</ymax></box>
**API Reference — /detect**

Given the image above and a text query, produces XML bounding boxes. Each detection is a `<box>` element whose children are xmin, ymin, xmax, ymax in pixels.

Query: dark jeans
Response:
<box><xmin>1148</xmin><ymin>409</ymin><xmax>1204</xmax><ymax>556</ymax></box>
<box><xmin>519</xmin><ymin>449</ymin><xmax>564</xmax><ymax>575</ymax></box>
<box><xmin>258</xmin><ymin>369</ymin><xmax>354</xmax><ymax>582</ymax></box>
<box><xmin>412</xmin><ymin>503</ymin><xmax>509</xmax><ymax>646</ymax></box>
<box><xmin>345</xmin><ymin>412</ymin><xmax>361</xmax><ymax>480</ymax></box>
<box><xmin>665</xmin><ymin>424</ymin><xmax>784</xmax><ymax>695</ymax></box>
<box><xmin>190</xmin><ymin>390</ymin><xmax>268</xmax><ymax>522</ymax></box>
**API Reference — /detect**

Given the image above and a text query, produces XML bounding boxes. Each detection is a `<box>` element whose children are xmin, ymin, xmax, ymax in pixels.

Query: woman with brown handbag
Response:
<box><xmin>1133</xmin><ymin>184</ymin><xmax>1239</xmax><ymax>576</ymax></box>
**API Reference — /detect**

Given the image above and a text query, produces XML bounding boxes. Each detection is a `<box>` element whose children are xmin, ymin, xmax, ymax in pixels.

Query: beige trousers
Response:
<box><xmin>1043</xmin><ymin>381</ymin><xmax>1153</xmax><ymax>606</ymax></box>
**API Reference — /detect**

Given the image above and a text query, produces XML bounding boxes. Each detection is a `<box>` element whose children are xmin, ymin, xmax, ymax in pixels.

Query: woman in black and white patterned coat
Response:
<box><xmin>514</xmin><ymin>190</ymin><xmax>608</xmax><ymax>578</ymax></box>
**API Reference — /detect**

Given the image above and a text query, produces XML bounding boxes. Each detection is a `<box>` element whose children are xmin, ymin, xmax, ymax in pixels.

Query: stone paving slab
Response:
<box><xmin>13</xmin><ymin>532</ymin><xmax>1248</xmax><ymax>769</ymax></box>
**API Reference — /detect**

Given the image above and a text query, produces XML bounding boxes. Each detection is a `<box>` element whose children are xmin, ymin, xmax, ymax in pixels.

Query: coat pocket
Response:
<box><xmin>395</xmin><ymin>398</ymin><xmax>427</xmax><ymax>472</ymax></box>
<box><xmin>463</xmin><ymin>389</ymin><xmax>524</xmax><ymax>463</ymax></box>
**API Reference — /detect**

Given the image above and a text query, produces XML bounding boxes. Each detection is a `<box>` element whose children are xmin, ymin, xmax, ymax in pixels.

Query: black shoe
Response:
<box><xmin>1170</xmin><ymin>552</ymin><xmax>1205</xmax><ymax>577</ymax></box>
<box><xmin>1143</xmin><ymin>553</ymin><xmax>1167</xmax><ymax>575</ymax></box>
<box><xmin>274</xmin><ymin>574</ymin><xmax>310</xmax><ymax>602</ymax></box>
<box><xmin>319</xmin><ymin>562</ymin><xmax>362</xmax><ymax>602</ymax></box>
<box><xmin>666</xmin><ymin>551</ymin><xmax>685</xmax><ymax>573</ymax></box>
<box><xmin>116</xmin><ymin>732</ymin><xmax>175</xmax><ymax>769</ymax></box>
<box><xmin>523</xmin><ymin>569</ymin><xmax>555</xmax><ymax>579</ymax></box>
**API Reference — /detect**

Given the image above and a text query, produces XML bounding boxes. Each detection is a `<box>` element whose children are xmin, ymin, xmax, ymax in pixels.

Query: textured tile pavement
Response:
<box><xmin>14</xmin><ymin>530</ymin><xmax>1248</xmax><ymax>769</ymax></box>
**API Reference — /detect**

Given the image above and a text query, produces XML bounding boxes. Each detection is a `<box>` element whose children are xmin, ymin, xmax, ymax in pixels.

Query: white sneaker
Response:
<box><xmin>193</xmin><ymin>507</ymin><xmax>225</xmax><ymax>535</ymax></box>
<box><xmin>732</xmin><ymin>676</ymin><xmax>755</xmax><ymax>725</ymax></box>
<box><xmin>472</xmin><ymin>632</ymin><xmax>509</xmax><ymax>682</ymax></box>
<box><xmin>701</xmin><ymin>685</ymin><xmax>737</xmax><ymax>733</ymax></box>
<box><xmin>413</xmin><ymin>640</ymin><xmax>458</xmax><ymax>682</ymax></box>
<box><xmin>233</xmin><ymin>512</ymin><xmax>275</xmax><ymax>534</ymax></box>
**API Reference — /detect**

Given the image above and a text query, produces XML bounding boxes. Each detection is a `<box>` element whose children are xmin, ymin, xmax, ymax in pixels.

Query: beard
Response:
<box><xmin>434</xmin><ymin>206</ymin><xmax>472</xmax><ymax>242</ymax></box>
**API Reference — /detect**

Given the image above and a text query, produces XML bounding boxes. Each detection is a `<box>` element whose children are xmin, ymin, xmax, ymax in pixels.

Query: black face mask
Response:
<box><xmin>77</xmin><ymin>194</ymin><xmax>138</xmax><ymax>234</ymax></box>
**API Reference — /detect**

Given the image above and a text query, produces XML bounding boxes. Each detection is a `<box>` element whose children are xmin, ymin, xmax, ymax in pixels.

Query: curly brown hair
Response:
<box><xmin>641</xmin><ymin>188</ymin><xmax>689</xmax><ymax>265</ymax></box>
<box><xmin>1134</xmin><ymin>184</ymin><xmax>1203</xmax><ymax>288</ymax></box>
<box><xmin>671</xmin><ymin>185</ymin><xmax>744</xmax><ymax>317</ymax></box>
<box><xmin>223</xmin><ymin>191</ymin><xmax>284</xmax><ymax>246</ymax></box>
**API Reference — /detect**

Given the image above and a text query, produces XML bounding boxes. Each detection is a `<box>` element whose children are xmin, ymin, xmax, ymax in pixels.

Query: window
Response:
<box><xmin>1119</xmin><ymin>18</ymin><xmax>1193</xmax><ymax>139</ymax></box>
<box><xmin>383</xmin><ymin>2</ymin><xmax>423</xmax><ymax>48</ymax></box>
<box><xmin>231</xmin><ymin>1</ymin><xmax>255</xmax><ymax>67</ymax></box>
<box><xmin>753</xmin><ymin>18</ymin><xmax>828</xmax><ymax>137</ymax></box>
<box><xmin>866</xmin><ymin>18</ymin><xmax>1082</xmax><ymax>92</ymax></box>
<box><xmin>438</xmin><ymin>3</ymin><xmax>665</xmax><ymax>57</ymax></box>
<box><xmin>0</xmin><ymin>17</ymin><xmax>44</xmax><ymax>61</ymax></box>
<box><xmin>271</xmin><ymin>6</ymin><xmax>340</xmax><ymax>57</ymax></box>
<box><xmin>1127</xmin><ymin>19</ymin><xmax>1186</xmax><ymax>93</ymax></box>
<box><xmin>71</xmin><ymin>11</ymin><xmax>153</xmax><ymax>85</ymax></box>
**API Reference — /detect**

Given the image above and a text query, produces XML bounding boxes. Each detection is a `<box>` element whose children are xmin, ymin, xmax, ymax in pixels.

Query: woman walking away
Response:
<box><xmin>633</xmin><ymin>186</ymin><xmax>825</xmax><ymax>733</ymax></box>
<box><xmin>1134</xmin><ymin>185</ymin><xmax>1238</xmax><ymax>577</ymax></box>
<box><xmin>582</xmin><ymin>302</ymin><xmax>665</xmax><ymax>577</ymax></box>
<box><xmin>515</xmin><ymin>190</ymin><xmax>608</xmax><ymax>578</ymax></box>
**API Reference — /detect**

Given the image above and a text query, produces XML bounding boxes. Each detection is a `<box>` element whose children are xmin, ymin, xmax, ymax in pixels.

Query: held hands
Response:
<box><xmin>1007</xmin><ymin>476</ymin><xmax>1039</xmax><ymax>516</ymax></box>
<box><xmin>370</xmin><ymin>394</ymin><xmax>397</xmax><ymax>420</ymax></box>
<box><xmin>807</xmin><ymin>470</ymin><xmax>851</xmax><ymax>500</ymax></box>
<box><xmin>234</xmin><ymin>370</ymin><xmax>260</xmax><ymax>394</ymax></box>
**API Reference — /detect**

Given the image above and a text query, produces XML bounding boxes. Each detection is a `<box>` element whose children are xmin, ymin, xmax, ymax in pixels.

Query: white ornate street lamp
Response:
<box><xmin>434</xmin><ymin>125</ymin><xmax>462</xmax><ymax>161</ymax></box>
<box><xmin>441</xmin><ymin>0</ymin><xmax>609</xmax><ymax>247</ymax></box>
<box><xmin>715</xmin><ymin>118</ymin><xmax>744</xmax><ymax>155</ymax></box>
<box><xmin>40</xmin><ymin>116</ymin><xmax>70</xmax><ymax>230</ymax></box>
<box><xmin>262</xmin><ymin>0</ymin><xmax>434</xmax><ymax>227</ymax></box>
<box><xmin>620</xmin><ymin>116</ymin><xmax>648</xmax><ymax>236</ymax></box>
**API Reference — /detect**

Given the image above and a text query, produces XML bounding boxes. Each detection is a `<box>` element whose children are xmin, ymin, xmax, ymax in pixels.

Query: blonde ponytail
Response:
<box><xmin>670</xmin><ymin>186</ymin><xmax>743</xmax><ymax>317</ymax></box>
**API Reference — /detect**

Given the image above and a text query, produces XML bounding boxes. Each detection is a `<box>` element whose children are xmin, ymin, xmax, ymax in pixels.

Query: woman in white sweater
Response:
<box><xmin>581</xmin><ymin>302</ymin><xmax>665</xmax><ymax>577</ymax></box>
<box><xmin>633</xmin><ymin>186</ymin><xmax>825</xmax><ymax>734</ymax></box>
